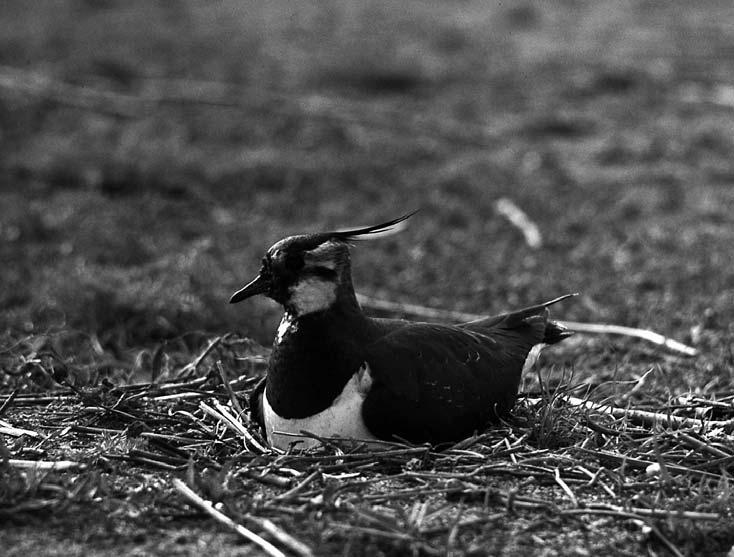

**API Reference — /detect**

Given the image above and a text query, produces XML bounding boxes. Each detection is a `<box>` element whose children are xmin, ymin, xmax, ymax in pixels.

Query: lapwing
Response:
<box><xmin>230</xmin><ymin>213</ymin><xmax>574</xmax><ymax>449</ymax></box>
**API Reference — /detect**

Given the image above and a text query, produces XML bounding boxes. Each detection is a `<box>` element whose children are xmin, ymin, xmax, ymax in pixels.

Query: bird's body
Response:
<box><xmin>231</xmin><ymin>214</ymin><xmax>574</xmax><ymax>449</ymax></box>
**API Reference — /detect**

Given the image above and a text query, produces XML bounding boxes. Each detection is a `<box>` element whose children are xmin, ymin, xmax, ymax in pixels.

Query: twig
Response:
<box><xmin>327</xmin><ymin>523</ymin><xmax>415</xmax><ymax>542</ymax></box>
<box><xmin>126</xmin><ymin>455</ymin><xmax>185</xmax><ymax>471</ymax></box>
<box><xmin>8</xmin><ymin>459</ymin><xmax>85</xmax><ymax>471</ymax></box>
<box><xmin>495</xmin><ymin>197</ymin><xmax>543</xmax><ymax>249</ymax></box>
<box><xmin>574</xmin><ymin>448</ymin><xmax>723</xmax><ymax>479</ymax></box>
<box><xmin>124</xmin><ymin>376</ymin><xmax>212</xmax><ymax>401</ymax></box>
<box><xmin>216</xmin><ymin>360</ymin><xmax>244</xmax><ymax>417</ymax></box>
<box><xmin>0</xmin><ymin>389</ymin><xmax>18</xmax><ymax>416</ymax></box>
<box><xmin>129</xmin><ymin>448</ymin><xmax>188</xmax><ymax>467</ymax></box>
<box><xmin>199</xmin><ymin>400</ymin><xmax>269</xmax><ymax>454</ymax></box>
<box><xmin>211</xmin><ymin>399</ymin><xmax>269</xmax><ymax>454</ymax></box>
<box><xmin>0</xmin><ymin>419</ymin><xmax>45</xmax><ymax>439</ymax></box>
<box><xmin>561</xmin><ymin>504</ymin><xmax>720</xmax><ymax>521</ymax></box>
<box><xmin>273</xmin><ymin>471</ymin><xmax>321</xmax><ymax>502</ymax></box>
<box><xmin>175</xmin><ymin>335</ymin><xmax>227</xmax><ymax>379</ymax></box>
<box><xmin>419</xmin><ymin>513</ymin><xmax>505</xmax><ymax>535</ymax></box>
<box><xmin>172</xmin><ymin>478</ymin><xmax>288</xmax><ymax>557</ymax></box>
<box><xmin>73</xmin><ymin>424</ymin><xmax>125</xmax><ymax>435</ymax></box>
<box><xmin>239</xmin><ymin>470</ymin><xmax>292</xmax><ymax>489</ymax></box>
<box><xmin>278</xmin><ymin>446</ymin><xmax>432</xmax><ymax>463</ymax></box>
<box><xmin>561</xmin><ymin>395</ymin><xmax>734</xmax><ymax>430</ymax></box>
<box><xmin>150</xmin><ymin>392</ymin><xmax>208</xmax><ymax>402</ymax></box>
<box><xmin>139</xmin><ymin>432</ymin><xmax>206</xmax><ymax>444</ymax></box>
<box><xmin>244</xmin><ymin>516</ymin><xmax>315</xmax><ymax>557</ymax></box>
<box><xmin>0</xmin><ymin>395</ymin><xmax>73</xmax><ymax>406</ymax></box>
<box><xmin>560</xmin><ymin>321</ymin><xmax>697</xmax><ymax>356</ymax></box>
<box><xmin>675</xmin><ymin>431</ymin><xmax>732</xmax><ymax>458</ymax></box>
<box><xmin>554</xmin><ymin>468</ymin><xmax>579</xmax><ymax>507</ymax></box>
<box><xmin>356</xmin><ymin>294</ymin><xmax>698</xmax><ymax>356</ymax></box>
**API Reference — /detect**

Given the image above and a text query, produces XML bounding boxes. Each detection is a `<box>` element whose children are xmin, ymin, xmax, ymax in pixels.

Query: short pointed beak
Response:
<box><xmin>229</xmin><ymin>274</ymin><xmax>270</xmax><ymax>304</ymax></box>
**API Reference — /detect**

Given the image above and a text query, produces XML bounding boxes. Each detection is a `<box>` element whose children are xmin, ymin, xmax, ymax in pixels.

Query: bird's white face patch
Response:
<box><xmin>288</xmin><ymin>277</ymin><xmax>337</xmax><ymax>316</ymax></box>
<box><xmin>263</xmin><ymin>363</ymin><xmax>376</xmax><ymax>450</ymax></box>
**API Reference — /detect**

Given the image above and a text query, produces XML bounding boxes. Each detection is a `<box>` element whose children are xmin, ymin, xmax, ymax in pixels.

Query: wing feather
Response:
<box><xmin>362</xmin><ymin>319</ymin><xmax>545</xmax><ymax>444</ymax></box>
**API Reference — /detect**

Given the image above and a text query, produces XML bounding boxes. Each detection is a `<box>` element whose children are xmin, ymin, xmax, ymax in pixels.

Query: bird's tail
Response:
<box><xmin>461</xmin><ymin>292</ymin><xmax>577</xmax><ymax>345</ymax></box>
<box><xmin>543</xmin><ymin>319</ymin><xmax>574</xmax><ymax>344</ymax></box>
<box><xmin>520</xmin><ymin>294</ymin><xmax>576</xmax><ymax>344</ymax></box>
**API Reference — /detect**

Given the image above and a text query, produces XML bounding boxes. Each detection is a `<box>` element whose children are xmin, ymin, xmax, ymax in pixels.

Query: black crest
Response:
<box><xmin>324</xmin><ymin>211</ymin><xmax>417</xmax><ymax>243</ymax></box>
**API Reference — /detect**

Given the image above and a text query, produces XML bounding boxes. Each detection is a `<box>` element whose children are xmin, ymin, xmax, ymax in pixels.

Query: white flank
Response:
<box><xmin>522</xmin><ymin>343</ymin><xmax>546</xmax><ymax>375</ymax></box>
<box><xmin>289</xmin><ymin>277</ymin><xmax>337</xmax><ymax>315</ymax></box>
<box><xmin>263</xmin><ymin>363</ymin><xmax>376</xmax><ymax>450</ymax></box>
<box><xmin>276</xmin><ymin>312</ymin><xmax>297</xmax><ymax>344</ymax></box>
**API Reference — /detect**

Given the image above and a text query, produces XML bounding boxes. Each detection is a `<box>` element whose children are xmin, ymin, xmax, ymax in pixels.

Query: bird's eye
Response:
<box><xmin>285</xmin><ymin>253</ymin><xmax>303</xmax><ymax>272</ymax></box>
<box><xmin>260</xmin><ymin>256</ymin><xmax>272</xmax><ymax>275</ymax></box>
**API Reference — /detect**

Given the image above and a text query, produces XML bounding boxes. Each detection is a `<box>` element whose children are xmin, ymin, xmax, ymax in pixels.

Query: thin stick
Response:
<box><xmin>419</xmin><ymin>513</ymin><xmax>505</xmax><ymax>535</ymax></box>
<box><xmin>126</xmin><ymin>456</ymin><xmax>184</xmax><ymax>471</ymax></box>
<box><xmin>0</xmin><ymin>419</ymin><xmax>45</xmax><ymax>439</ymax></box>
<box><xmin>561</xmin><ymin>395</ymin><xmax>734</xmax><ymax>430</ymax></box>
<box><xmin>274</xmin><ymin>471</ymin><xmax>321</xmax><ymax>502</ymax></box>
<box><xmin>554</xmin><ymin>468</ymin><xmax>579</xmax><ymax>507</ymax></box>
<box><xmin>560</xmin><ymin>321</ymin><xmax>697</xmax><ymax>356</ymax></box>
<box><xmin>0</xmin><ymin>395</ymin><xmax>73</xmax><ymax>406</ymax></box>
<box><xmin>216</xmin><ymin>360</ymin><xmax>244</xmax><ymax>417</ymax></box>
<box><xmin>244</xmin><ymin>516</ymin><xmax>314</xmax><ymax>557</ymax></box>
<box><xmin>561</xmin><ymin>504</ymin><xmax>720</xmax><ymax>521</ymax></box>
<box><xmin>200</xmin><ymin>400</ymin><xmax>269</xmax><ymax>454</ymax></box>
<box><xmin>8</xmin><ymin>459</ymin><xmax>85</xmax><ymax>471</ymax></box>
<box><xmin>574</xmin><ymin>447</ymin><xmax>722</xmax><ymax>480</ymax></box>
<box><xmin>327</xmin><ymin>523</ymin><xmax>415</xmax><ymax>542</ymax></box>
<box><xmin>0</xmin><ymin>389</ymin><xmax>18</xmax><ymax>416</ymax></box>
<box><xmin>675</xmin><ymin>431</ymin><xmax>732</xmax><ymax>458</ymax></box>
<box><xmin>211</xmin><ymin>399</ymin><xmax>268</xmax><ymax>453</ymax></box>
<box><xmin>150</xmin><ymin>392</ymin><xmax>208</xmax><ymax>402</ymax></box>
<box><xmin>356</xmin><ymin>294</ymin><xmax>697</xmax><ymax>356</ymax></box>
<box><xmin>175</xmin><ymin>335</ymin><xmax>226</xmax><ymax>379</ymax></box>
<box><xmin>172</xmin><ymin>478</ymin><xmax>287</xmax><ymax>557</ymax></box>
<box><xmin>495</xmin><ymin>197</ymin><xmax>543</xmax><ymax>249</ymax></box>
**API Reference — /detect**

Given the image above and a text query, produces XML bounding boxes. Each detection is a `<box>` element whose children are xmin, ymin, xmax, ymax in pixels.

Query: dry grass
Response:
<box><xmin>1</xmin><ymin>332</ymin><xmax>733</xmax><ymax>556</ymax></box>
<box><xmin>2</xmin><ymin>0</ymin><xmax>734</xmax><ymax>554</ymax></box>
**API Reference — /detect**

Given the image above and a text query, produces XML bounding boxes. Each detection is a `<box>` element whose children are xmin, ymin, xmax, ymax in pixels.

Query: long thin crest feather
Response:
<box><xmin>327</xmin><ymin>211</ymin><xmax>417</xmax><ymax>242</ymax></box>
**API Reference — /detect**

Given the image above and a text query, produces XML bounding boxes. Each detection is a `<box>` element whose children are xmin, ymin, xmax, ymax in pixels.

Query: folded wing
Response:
<box><xmin>362</xmin><ymin>296</ymin><xmax>574</xmax><ymax>444</ymax></box>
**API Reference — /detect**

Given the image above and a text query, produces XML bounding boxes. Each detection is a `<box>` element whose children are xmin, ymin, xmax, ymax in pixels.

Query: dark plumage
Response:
<box><xmin>230</xmin><ymin>213</ymin><xmax>574</xmax><ymax>448</ymax></box>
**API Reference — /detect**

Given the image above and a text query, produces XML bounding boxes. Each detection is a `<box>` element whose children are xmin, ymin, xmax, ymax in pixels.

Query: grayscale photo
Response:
<box><xmin>1</xmin><ymin>2</ymin><xmax>733</xmax><ymax>555</ymax></box>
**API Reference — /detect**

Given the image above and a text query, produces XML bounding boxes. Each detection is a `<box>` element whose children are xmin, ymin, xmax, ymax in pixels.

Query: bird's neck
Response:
<box><xmin>267</xmin><ymin>294</ymin><xmax>369</xmax><ymax>419</ymax></box>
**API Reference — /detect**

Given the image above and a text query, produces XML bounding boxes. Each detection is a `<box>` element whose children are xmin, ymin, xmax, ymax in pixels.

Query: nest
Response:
<box><xmin>1</xmin><ymin>333</ymin><xmax>733</xmax><ymax>556</ymax></box>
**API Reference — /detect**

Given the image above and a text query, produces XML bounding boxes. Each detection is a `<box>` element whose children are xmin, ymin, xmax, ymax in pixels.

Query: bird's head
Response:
<box><xmin>229</xmin><ymin>212</ymin><xmax>415</xmax><ymax>317</ymax></box>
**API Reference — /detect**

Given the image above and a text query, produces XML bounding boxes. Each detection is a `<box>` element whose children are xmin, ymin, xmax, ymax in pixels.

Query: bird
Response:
<box><xmin>229</xmin><ymin>213</ymin><xmax>574</xmax><ymax>450</ymax></box>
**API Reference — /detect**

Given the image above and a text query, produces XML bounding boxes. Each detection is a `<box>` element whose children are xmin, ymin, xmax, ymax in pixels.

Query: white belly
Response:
<box><xmin>522</xmin><ymin>343</ymin><xmax>546</xmax><ymax>375</ymax></box>
<box><xmin>263</xmin><ymin>364</ymin><xmax>377</xmax><ymax>450</ymax></box>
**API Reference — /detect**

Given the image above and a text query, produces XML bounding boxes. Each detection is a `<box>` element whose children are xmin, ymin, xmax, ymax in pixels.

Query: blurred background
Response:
<box><xmin>1</xmin><ymin>1</ymin><xmax>733</xmax><ymax>387</ymax></box>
